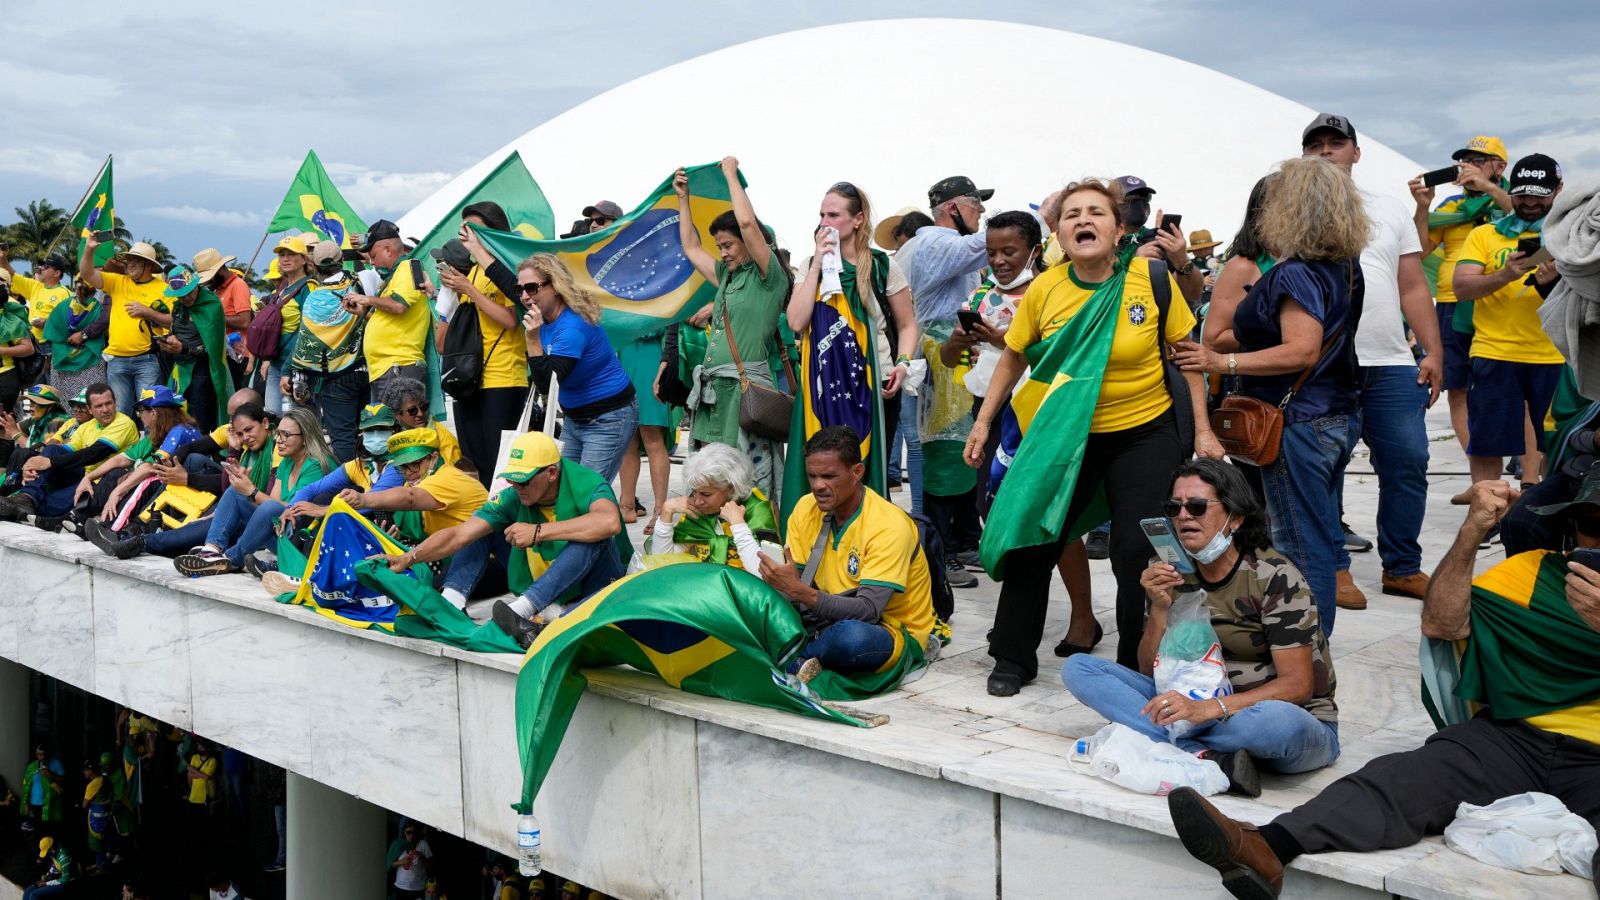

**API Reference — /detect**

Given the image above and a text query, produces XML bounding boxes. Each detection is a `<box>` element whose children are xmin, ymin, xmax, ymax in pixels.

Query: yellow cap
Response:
<box><xmin>39</xmin><ymin>836</ymin><xmax>53</xmax><ymax>857</ymax></box>
<box><xmin>385</xmin><ymin>427</ymin><xmax>440</xmax><ymax>465</ymax></box>
<box><xmin>274</xmin><ymin>235</ymin><xmax>309</xmax><ymax>256</ymax></box>
<box><xmin>265</xmin><ymin>257</ymin><xmax>282</xmax><ymax>281</ymax></box>
<box><xmin>1453</xmin><ymin>136</ymin><xmax>1507</xmax><ymax>162</ymax></box>
<box><xmin>497</xmin><ymin>432</ymin><xmax>561</xmax><ymax>484</ymax></box>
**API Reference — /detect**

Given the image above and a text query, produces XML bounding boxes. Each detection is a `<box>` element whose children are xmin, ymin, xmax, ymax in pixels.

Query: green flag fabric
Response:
<box><xmin>471</xmin><ymin>162</ymin><xmax>739</xmax><ymax>347</ymax></box>
<box><xmin>68</xmin><ymin>157</ymin><xmax>117</xmax><ymax>267</ymax></box>
<box><xmin>167</xmin><ymin>287</ymin><xmax>235</xmax><ymax>425</ymax></box>
<box><xmin>510</xmin><ymin>562</ymin><xmax>912</xmax><ymax>812</ymax></box>
<box><xmin>407</xmin><ymin>151</ymin><xmax>555</xmax><ymax>277</ymax></box>
<box><xmin>978</xmin><ymin>265</ymin><xmax>1124</xmax><ymax>578</ymax></box>
<box><xmin>41</xmin><ymin>294</ymin><xmax>106</xmax><ymax>372</ymax></box>
<box><xmin>268</xmin><ymin>150</ymin><xmax>368</xmax><ymax>249</ymax></box>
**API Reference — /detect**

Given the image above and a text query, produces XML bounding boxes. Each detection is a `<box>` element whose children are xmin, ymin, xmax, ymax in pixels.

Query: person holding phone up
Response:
<box><xmin>1064</xmin><ymin>459</ymin><xmax>1340</xmax><ymax>795</ymax></box>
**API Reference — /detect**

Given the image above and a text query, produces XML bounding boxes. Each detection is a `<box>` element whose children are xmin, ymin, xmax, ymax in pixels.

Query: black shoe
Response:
<box><xmin>175</xmin><ymin>549</ymin><xmax>235</xmax><ymax>577</ymax></box>
<box><xmin>1505</xmin><ymin>457</ymin><xmax>1523</xmax><ymax>479</ymax></box>
<box><xmin>87</xmin><ymin>519</ymin><xmax>145</xmax><ymax>560</ymax></box>
<box><xmin>1084</xmin><ymin>528</ymin><xmax>1110</xmax><ymax>560</ymax></box>
<box><xmin>1053</xmin><ymin>621</ymin><xmax>1104</xmax><ymax>658</ymax></box>
<box><xmin>1205</xmin><ymin>748</ymin><xmax>1262</xmax><ymax>798</ymax></box>
<box><xmin>243</xmin><ymin>551</ymin><xmax>278</xmax><ymax>579</ymax></box>
<box><xmin>1340</xmin><ymin>522</ymin><xmax>1372</xmax><ymax>553</ymax></box>
<box><xmin>985</xmin><ymin>660</ymin><xmax>1033</xmax><ymax>697</ymax></box>
<box><xmin>944</xmin><ymin>558</ymin><xmax>979</xmax><ymax>589</ymax></box>
<box><xmin>0</xmin><ymin>492</ymin><xmax>35</xmax><ymax>520</ymax></box>
<box><xmin>491</xmin><ymin>599</ymin><xmax>542</xmax><ymax>650</ymax></box>
<box><xmin>1479</xmin><ymin>523</ymin><xmax>1501</xmax><ymax>550</ymax></box>
<box><xmin>954</xmin><ymin>549</ymin><xmax>982</xmax><ymax>570</ymax></box>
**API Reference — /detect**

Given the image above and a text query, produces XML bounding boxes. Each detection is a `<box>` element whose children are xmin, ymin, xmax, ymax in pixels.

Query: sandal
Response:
<box><xmin>1053</xmin><ymin>621</ymin><xmax>1103</xmax><ymax>658</ymax></box>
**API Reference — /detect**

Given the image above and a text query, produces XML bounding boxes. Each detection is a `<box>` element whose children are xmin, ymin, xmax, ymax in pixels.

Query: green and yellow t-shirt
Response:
<box><xmin>1455</xmin><ymin>224</ymin><xmax>1563</xmax><ymax>364</ymax></box>
<box><xmin>1006</xmin><ymin>256</ymin><xmax>1194</xmax><ymax>433</ymax></box>
<box><xmin>415</xmin><ymin>463</ymin><xmax>488</xmax><ymax>534</ymax></box>
<box><xmin>10</xmin><ymin>274</ymin><xmax>71</xmax><ymax>341</ymax></box>
<box><xmin>98</xmin><ymin>271</ymin><xmax>169</xmax><ymax>358</ymax></box>
<box><xmin>363</xmin><ymin>263</ymin><xmax>432</xmax><ymax>379</ymax></box>
<box><xmin>69</xmin><ymin>413</ymin><xmax>139</xmax><ymax>453</ymax></box>
<box><xmin>468</xmin><ymin>266</ymin><xmax>528</xmax><ymax>390</ymax></box>
<box><xmin>186</xmin><ymin>754</ymin><xmax>217</xmax><ymax>805</ymax></box>
<box><xmin>1428</xmin><ymin>193</ymin><xmax>1497</xmax><ymax>305</ymax></box>
<box><xmin>785</xmin><ymin>489</ymin><xmax>934</xmax><ymax>671</ymax></box>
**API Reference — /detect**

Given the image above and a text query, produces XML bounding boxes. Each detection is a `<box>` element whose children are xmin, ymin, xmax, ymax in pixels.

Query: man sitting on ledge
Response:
<box><xmin>377</xmin><ymin>431</ymin><xmax>627</xmax><ymax>649</ymax></box>
<box><xmin>760</xmin><ymin>425</ymin><xmax>934</xmax><ymax>680</ymax></box>
<box><xmin>0</xmin><ymin>382</ymin><xmax>137</xmax><ymax>523</ymax></box>
<box><xmin>1166</xmin><ymin>479</ymin><xmax>1600</xmax><ymax>898</ymax></box>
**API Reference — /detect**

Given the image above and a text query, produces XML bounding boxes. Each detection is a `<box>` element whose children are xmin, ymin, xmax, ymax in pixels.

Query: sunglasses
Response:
<box><xmin>590</xmin><ymin>217</ymin><xmax>615</xmax><ymax>227</ymax></box>
<box><xmin>830</xmin><ymin>181</ymin><xmax>861</xmax><ymax>198</ymax></box>
<box><xmin>519</xmin><ymin>280</ymin><xmax>550</xmax><ymax>296</ymax></box>
<box><xmin>1162</xmin><ymin>498</ymin><xmax>1222</xmax><ymax>519</ymax></box>
<box><xmin>398</xmin><ymin>405</ymin><xmax>424</xmax><ymax>417</ymax></box>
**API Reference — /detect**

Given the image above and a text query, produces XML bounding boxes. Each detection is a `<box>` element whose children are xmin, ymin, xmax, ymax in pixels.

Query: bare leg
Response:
<box><xmin>639</xmin><ymin>425</ymin><xmax>672</xmax><ymax>517</ymax></box>
<box><xmin>1447</xmin><ymin>389</ymin><xmax>1469</xmax><ymax>452</ymax></box>
<box><xmin>1058</xmin><ymin>537</ymin><xmax>1098</xmax><ymax>646</ymax></box>
<box><xmin>619</xmin><ymin>429</ymin><xmax>642</xmax><ymax>523</ymax></box>
<box><xmin>1468</xmin><ymin>454</ymin><xmax>1504</xmax><ymax>485</ymax></box>
<box><xmin>1520</xmin><ymin>407</ymin><xmax>1542</xmax><ymax>486</ymax></box>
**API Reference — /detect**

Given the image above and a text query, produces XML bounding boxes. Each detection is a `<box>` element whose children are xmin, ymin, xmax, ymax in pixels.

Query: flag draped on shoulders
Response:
<box><xmin>408</xmin><ymin>151</ymin><xmax>556</xmax><ymax>277</ymax></box>
<box><xmin>979</xmin><ymin>265</ymin><xmax>1122</xmax><ymax>578</ymax></box>
<box><xmin>268</xmin><ymin>150</ymin><xmax>368</xmax><ymax>249</ymax></box>
<box><xmin>70</xmin><ymin>156</ymin><xmax>116</xmax><ymax>267</ymax></box>
<box><xmin>42</xmin><ymin>294</ymin><xmax>106</xmax><ymax>372</ymax></box>
<box><xmin>168</xmin><ymin>288</ymin><xmax>234</xmax><ymax>424</ymax></box>
<box><xmin>470</xmin><ymin>162</ymin><xmax>738</xmax><ymax>347</ymax></box>
<box><xmin>511</xmin><ymin>562</ymin><xmax>907</xmax><ymax>813</ymax></box>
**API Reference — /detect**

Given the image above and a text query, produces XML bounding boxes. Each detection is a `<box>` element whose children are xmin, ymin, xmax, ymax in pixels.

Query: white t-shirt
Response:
<box><xmin>392</xmin><ymin>838</ymin><xmax>434</xmax><ymax>890</ymax></box>
<box><xmin>1353</xmin><ymin>188</ymin><xmax>1424</xmax><ymax>367</ymax></box>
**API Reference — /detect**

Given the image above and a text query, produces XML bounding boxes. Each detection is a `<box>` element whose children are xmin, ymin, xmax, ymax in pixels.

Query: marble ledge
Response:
<box><xmin>1382</xmin><ymin>845</ymin><xmax>1595</xmax><ymax>900</ymax></box>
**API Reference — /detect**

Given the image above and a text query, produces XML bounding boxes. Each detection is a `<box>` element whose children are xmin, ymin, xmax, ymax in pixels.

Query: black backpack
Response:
<box><xmin>910</xmin><ymin>511</ymin><xmax>954</xmax><ymax>626</ymax></box>
<box><xmin>439</xmin><ymin>290</ymin><xmax>503</xmax><ymax>401</ymax></box>
<box><xmin>1149</xmin><ymin>259</ymin><xmax>1196</xmax><ymax>455</ymax></box>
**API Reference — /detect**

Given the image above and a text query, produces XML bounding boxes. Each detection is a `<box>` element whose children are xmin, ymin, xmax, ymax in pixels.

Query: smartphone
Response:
<box><xmin>1159</xmin><ymin>213</ymin><xmax>1183</xmax><ymax>234</ymax></box>
<box><xmin>1421</xmin><ymin>166</ymin><xmax>1459</xmax><ymax>188</ymax></box>
<box><xmin>956</xmin><ymin>309</ymin><xmax>984</xmax><ymax>333</ymax></box>
<box><xmin>91</xmin><ymin>229</ymin><xmax>115</xmax><ymax>243</ymax></box>
<box><xmin>1516</xmin><ymin>236</ymin><xmax>1542</xmax><ymax>258</ymax></box>
<box><xmin>1139</xmin><ymin>517</ymin><xmax>1195</xmax><ymax>575</ymax></box>
<box><xmin>1526</xmin><ymin>246</ymin><xmax>1553</xmax><ymax>266</ymax></box>
<box><xmin>758</xmin><ymin>539</ymin><xmax>786</xmax><ymax>562</ymax></box>
<box><xmin>1569</xmin><ymin>547</ymin><xmax>1600</xmax><ymax>572</ymax></box>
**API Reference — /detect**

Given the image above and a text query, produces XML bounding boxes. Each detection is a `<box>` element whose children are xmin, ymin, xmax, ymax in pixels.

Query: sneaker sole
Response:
<box><xmin>1167</xmin><ymin>789</ymin><xmax>1279</xmax><ymax>900</ymax></box>
<box><xmin>175</xmin><ymin>555</ymin><xmax>233</xmax><ymax>577</ymax></box>
<box><xmin>261</xmin><ymin>572</ymin><xmax>300</xmax><ymax>597</ymax></box>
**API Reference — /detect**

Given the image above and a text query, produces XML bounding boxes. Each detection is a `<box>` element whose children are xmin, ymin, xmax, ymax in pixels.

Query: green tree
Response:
<box><xmin>141</xmin><ymin>238</ymin><xmax>176</xmax><ymax>270</ymax></box>
<box><xmin>4</xmin><ymin>199</ymin><xmax>70</xmax><ymax>264</ymax></box>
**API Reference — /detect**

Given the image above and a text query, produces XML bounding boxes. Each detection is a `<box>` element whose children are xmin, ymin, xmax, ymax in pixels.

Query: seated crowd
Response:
<box><xmin>2</xmin><ymin>121</ymin><xmax>1597</xmax><ymax>895</ymax></box>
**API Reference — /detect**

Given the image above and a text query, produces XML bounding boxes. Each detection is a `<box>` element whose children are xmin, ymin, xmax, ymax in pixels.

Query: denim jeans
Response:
<box><xmin>561</xmin><ymin>400</ymin><xmax>639</xmax><ymax>485</ymax></box>
<box><xmin>145</xmin><ymin>517</ymin><xmax>213</xmax><ymax>556</ymax></box>
<box><xmin>798</xmin><ymin>619</ymin><xmax>895</xmax><ymax>674</ymax></box>
<box><xmin>1260</xmin><ymin>413</ymin><xmax>1359</xmax><ymax>635</ymax></box>
<box><xmin>314</xmin><ymin>366</ymin><xmax>369</xmax><ymax>463</ymax></box>
<box><xmin>1062</xmin><ymin>655</ymin><xmax>1341</xmax><ymax>774</ymax></box>
<box><xmin>443</xmin><ymin>530</ymin><xmax>623</xmax><ymax>611</ymax></box>
<box><xmin>106</xmin><ymin>353</ymin><xmax>162</xmax><ymax>416</ymax></box>
<box><xmin>203</xmin><ymin>489</ymin><xmax>286</xmax><ymax>566</ymax></box>
<box><xmin>17</xmin><ymin>445</ymin><xmax>84</xmax><ymax>517</ymax></box>
<box><xmin>265</xmin><ymin>360</ymin><xmax>289</xmax><ymax>415</ymax></box>
<box><xmin>272</xmin><ymin>802</ymin><xmax>286</xmax><ymax>867</ymax></box>
<box><xmin>888</xmin><ymin>393</ymin><xmax>924</xmax><ymax>516</ymax></box>
<box><xmin>1339</xmin><ymin>366</ymin><xmax>1430</xmax><ymax>576</ymax></box>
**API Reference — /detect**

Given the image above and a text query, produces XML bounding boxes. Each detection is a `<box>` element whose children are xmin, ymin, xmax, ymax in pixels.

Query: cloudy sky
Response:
<box><xmin>3</xmin><ymin>0</ymin><xmax>1596</xmax><ymax>264</ymax></box>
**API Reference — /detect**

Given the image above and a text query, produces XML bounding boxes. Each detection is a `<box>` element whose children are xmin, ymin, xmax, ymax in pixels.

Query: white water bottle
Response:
<box><xmin>1068</xmin><ymin>724</ymin><xmax>1112</xmax><ymax>774</ymax></box>
<box><xmin>516</xmin><ymin>813</ymin><xmax>542</xmax><ymax>876</ymax></box>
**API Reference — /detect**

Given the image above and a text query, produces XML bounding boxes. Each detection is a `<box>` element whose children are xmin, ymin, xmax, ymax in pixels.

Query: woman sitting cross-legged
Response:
<box><xmin>646</xmin><ymin>442</ymin><xmax>779</xmax><ymax>577</ymax></box>
<box><xmin>1062</xmin><ymin>458</ymin><xmax>1339</xmax><ymax>796</ymax></box>
<box><xmin>173</xmin><ymin>407</ymin><xmax>335</xmax><ymax>577</ymax></box>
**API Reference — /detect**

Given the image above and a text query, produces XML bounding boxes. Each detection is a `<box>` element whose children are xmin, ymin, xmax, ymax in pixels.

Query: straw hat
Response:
<box><xmin>874</xmin><ymin>206</ymin><xmax>922</xmax><ymax>251</ymax></box>
<box><xmin>122</xmin><ymin>241</ymin><xmax>162</xmax><ymax>267</ymax></box>
<box><xmin>192</xmin><ymin>247</ymin><xmax>237</xmax><ymax>282</ymax></box>
<box><xmin>1186</xmin><ymin>229</ymin><xmax>1222</xmax><ymax>253</ymax></box>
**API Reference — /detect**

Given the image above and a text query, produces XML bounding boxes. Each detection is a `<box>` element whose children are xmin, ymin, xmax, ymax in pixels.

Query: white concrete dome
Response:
<box><xmin>399</xmin><ymin>18</ymin><xmax>1424</xmax><ymax>252</ymax></box>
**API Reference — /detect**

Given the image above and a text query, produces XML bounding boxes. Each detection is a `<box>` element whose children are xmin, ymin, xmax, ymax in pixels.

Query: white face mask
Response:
<box><xmin>1192</xmin><ymin>525</ymin><xmax>1234</xmax><ymax>565</ymax></box>
<box><xmin>991</xmin><ymin>250</ymin><xmax>1038</xmax><ymax>291</ymax></box>
<box><xmin>362</xmin><ymin>431</ymin><xmax>392</xmax><ymax>456</ymax></box>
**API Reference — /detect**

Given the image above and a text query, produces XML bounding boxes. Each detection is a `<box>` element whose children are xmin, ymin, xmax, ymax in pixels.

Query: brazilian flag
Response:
<box><xmin>471</xmin><ymin>162</ymin><xmax>739</xmax><ymax>348</ymax></box>
<box><xmin>407</xmin><ymin>150</ymin><xmax>556</xmax><ymax>277</ymax></box>
<box><xmin>510</xmin><ymin>562</ymin><xmax>921</xmax><ymax>812</ymax></box>
<box><xmin>268</xmin><ymin>150</ymin><xmax>368</xmax><ymax>249</ymax></box>
<box><xmin>69</xmin><ymin>156</ymin><xmax>117</xmax><ymax>266</ymax></box>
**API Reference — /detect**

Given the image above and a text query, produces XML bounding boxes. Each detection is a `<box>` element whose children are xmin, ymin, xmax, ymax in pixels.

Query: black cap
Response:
<box><xmin>429</xmin><ymin>238</ymin><xmax>473</xmax><ymax>273</ymax></box>
<box><xmin>1508</xmin><ymin>153</ymin><xmax>1562</xmax><ymax>197</ymax></box>
<box><xmin>927</xmin><ymin>176</ymin><xmax>994</xmax><ymax>209</ymax></box>
<box><xmin>1301</xmin><ymin>113</ymin><xmax>1358</xmax><ymax>146</ymax></box>
<box><xmin>1531</xmin><ymin>460</ymin><xmax>1600</xmax><ymax>516</ymax></box>
<box><xmin>38</xmin><ymin>255</ymin><xmax>71</xmax><ymax>273</ymax></box>
<box><xmin>1114</xmin><ymin>175</ymin><xmax>1156</xmax><ymax>197</ymax></box>
<box><xmin>365</xmin><ymin>219</ymin><xmax>402</xmax><ymax>246</ymax></box>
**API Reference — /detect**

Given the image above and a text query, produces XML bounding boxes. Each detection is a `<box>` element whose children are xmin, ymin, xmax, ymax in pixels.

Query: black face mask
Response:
<box><xmin>1121</xmin><ymin>199</ymin><xmax>1151</xmax><ymax>230</ymax></box>
<box><xmin>950</xmin><ymin>201</ymin><xmax>976</xmax><ymax>237</ymax></box>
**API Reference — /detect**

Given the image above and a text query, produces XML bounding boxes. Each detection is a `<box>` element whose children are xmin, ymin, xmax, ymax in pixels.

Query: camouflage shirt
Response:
<box><xmin>1174</xmin><ymin>547</ymin><xmax>1338</xmax><ymax>723</ymax></box>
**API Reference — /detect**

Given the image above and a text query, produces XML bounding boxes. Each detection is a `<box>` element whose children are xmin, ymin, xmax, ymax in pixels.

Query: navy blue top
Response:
<box><xmin>1233</xmin><ymin>258</ymin><xmax>1365</xmax><ymax>425</ymax></box>
<box><xmin>541</xmin><ymin>307</ymin><xmax>633</xmax><ymax>411</ymax></box>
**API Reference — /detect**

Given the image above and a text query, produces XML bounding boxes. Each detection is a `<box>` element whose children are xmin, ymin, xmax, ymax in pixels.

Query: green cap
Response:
<box><xmin>385</xmin><ymin>428</ymin><xmax>440</xmax><ymax>466</ymax></box>
<box><xmin>1531</xmin><ymin>464</ymin><xmax>1600</xmax><ymax>516</ymax></box>
<box><xmin>359</xmin><ymin>403</ymin><xmax>396</xmax><ymax>430</ymax></box>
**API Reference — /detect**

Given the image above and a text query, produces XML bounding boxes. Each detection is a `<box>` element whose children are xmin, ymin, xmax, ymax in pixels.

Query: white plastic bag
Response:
<box><xmin>1070</xmin><ymin>723</ymin><xmax>1229</xmax><ymax>797</ymax></box>
<box><xmin>1443</xmin><ymin>792</ymin><xmax>1597</xmax><ymax>878</ymax></box>
<box><xmin>1152</xmin><ymin>592</ymin><xmax>1233</xmax><ymax>739</ymax></box>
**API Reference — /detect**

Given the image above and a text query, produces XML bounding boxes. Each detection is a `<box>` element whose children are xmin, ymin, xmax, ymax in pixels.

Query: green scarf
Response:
<box><xmin>41</xmin><ymin>295</ymin><xmax>107</xmax><ymax>372</ymax></box>
<box><xmin>1493</xmin><ymin>212</ymin><xmax>1544</xmax><ymax>239</ymax></box>
<box><xmin>22</xmin><ymin>759</ymin><xmax>62</xmax><ymax>822</ymax></box>
<box><xmin>1457</xmin><ymin>551</ymin><xmax>1600</xmax><ymax>718</ymax></box>
<box><xmin>1427</xmin><ymin>183</ymin><xmax>1508</xmax><ymax>230</ymax></box>
<box><xmin>240</xmin><ymin>434</ymin><xmax>278</xmax><ymax>494</ymax></box>
<box><xmin>24</xmin><ymin>411</ymin><xmax>68</xmax><ymax>447</ymax></box>
<box><xmin>507</xmin><ymin>460</ymin><xmax>635</xmax><ymax>597</ymax></box>
<box><xmin>979</xmin><ymin>261</ymin><xmax>1122</xmax><ymax>577</ymax></box>
<box><xmin>0</xmin><ymin>300</ymin><xmax>30</xmax><ymax>345</ymax></box>
<box><xmin>169</xmin><ymin>287</ymin><xmax>235</xmax><ymax>424</ymax></box>
<box><xmin>668</xmin><ymin>489</ymin><xmax>778</xmax><ymax>565</ymax></box>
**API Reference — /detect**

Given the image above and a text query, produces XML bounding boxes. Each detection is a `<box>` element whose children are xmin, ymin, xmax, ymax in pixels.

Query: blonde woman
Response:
<box><xmin>1174</xmin><ymin>156</ymin><xmax>1370</xmax><ymax>634</ymax></box>
<box><xmin>515</xmin><ymin>253</ymin><xmax>638</xmax><ymax>483</ymax></box>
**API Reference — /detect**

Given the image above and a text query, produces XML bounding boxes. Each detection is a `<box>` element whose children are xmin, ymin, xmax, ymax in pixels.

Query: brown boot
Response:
<box><xmin>1450</xmin><ymin>489</ymin><xmax>1472</xmax><ymax>505</ymax></box>
<box><xmin>1335</xmin><ymin>570</ymin><xmax>1367</xmax><ymax>610</ymax></box>
<box><xmin>1381</xmin><ymin>570</ymin><xmax>1429</xmax><ymax>600</ymax></box>
<box><xmin>1168</xmin><ymin>787</ymin><xmax>1284</xmax><ymax>899</ymax></box>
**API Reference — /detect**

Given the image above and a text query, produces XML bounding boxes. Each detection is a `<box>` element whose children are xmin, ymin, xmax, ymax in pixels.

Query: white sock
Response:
<box><xmin>441</xmin><ymin>587</ymin><xmax>467</xmax><ymax>611</ymax></box>
<box><xmin>542</xmin><ymin>602</ymin><xmax>567</xmax><ymax>621</ymax></box>
<box><xmin>508</xmin><ymin>596</ymin><xmax>535</xmax><ymax>618</ymax></box>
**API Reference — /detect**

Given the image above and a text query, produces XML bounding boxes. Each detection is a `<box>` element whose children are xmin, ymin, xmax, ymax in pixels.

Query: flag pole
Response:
<box><xmin>244</xmin><ymin>230</ymin><xmax>272</xmax><ymax>273</ymax></box>
<box><xmin>39</xmin><ymin>154</ymin><xmax>110</xmax><ymax>266</ymax></box>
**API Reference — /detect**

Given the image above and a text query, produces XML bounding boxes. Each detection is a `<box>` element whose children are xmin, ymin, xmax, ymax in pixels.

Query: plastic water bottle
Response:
<box><xmin>1068</xmin><ymin>727</ymin><xmax>1110</xmax><ymax>774</ymax></box>
<box><xmin>516</xmin><ymin>813</ymin><xmax>542</xmax><ymax>876</ymax></box>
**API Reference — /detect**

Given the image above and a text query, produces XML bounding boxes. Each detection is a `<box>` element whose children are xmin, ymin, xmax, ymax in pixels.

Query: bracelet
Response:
<box><xmin>1227</xmin><ymin>353</ymin><xmax>1238</xmax><ymax>376</ymax></box>
<box><xmin>1215</xmin><ymin>697</ymin><xmax>1230</xmax><ymax>720</ymax></box>
<box><xmin>895</xmin><ymin>354</ymin><xmax>911</xmax><ymax>366</ymax></box>
<box><xmin>532</xmin><ymin>523</ymin><xmax>542</xmax><ymax>545</ymax></box>
<box><xmin>1176</xmin><ymin>261</ymin><xmax>1197</xmax><ymax>276</ymax></box>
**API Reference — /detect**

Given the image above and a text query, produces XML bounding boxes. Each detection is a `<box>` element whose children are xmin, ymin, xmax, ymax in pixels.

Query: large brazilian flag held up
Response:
<box><xmin>69</xmin><ymin>156</ymin><xmax>117</xmax><ymax>267</ymax></box>
<box><xmin>407</xmin><ymin>150</ymin><xmax>555</xmax><ymax>275</ymax></box>
<box><xmin>471</xmin><ymin>162</ymin><xmax>738</xmax><ymax>347</ymax></box>
<box><xmin>268</xmin><ymin>150</ymin><xmax>368</xmax><ymax>249</ymax></box>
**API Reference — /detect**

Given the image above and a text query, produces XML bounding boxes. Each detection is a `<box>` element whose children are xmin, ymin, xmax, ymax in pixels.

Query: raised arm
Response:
<box><xmin>79</xmin><ymin>234</ymin><xmax>104</xmax><ymax>291</ymax></box>
<box><xmin>1422</xmin><ymin>481</ymin><xmax>1514</xmax><ymax>640</ymax></box>
<box><xmin>675</xmin><ymin>168</ymin><xmax>719</xmax><ymax>284</ymax></box>
<box><xmin>787</xmin><ymin>229</ymin><xmax>833</xmax><ymax>335</ymax></box>
<box><xmin>722</xmin><ymin>156</ymin><xmax>771</xmax><ymax>278</ymax></box>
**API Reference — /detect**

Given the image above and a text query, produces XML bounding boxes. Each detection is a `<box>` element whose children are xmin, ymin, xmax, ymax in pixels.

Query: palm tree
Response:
<box><xmin>141</xmin><ymin>238</ymin><xmax>176</xmax><ymax>269</ymax></box>
<box><xmin>5</xmin><ymin>200</ymin><xmax>70</xmax><ymax>264</ymax></box>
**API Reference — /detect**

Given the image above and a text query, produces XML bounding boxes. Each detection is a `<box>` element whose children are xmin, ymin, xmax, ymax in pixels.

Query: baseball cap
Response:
<box><xmin>39</xmin><ymin>837</ymin><xmax>53</xmax><ymax>858</ymax></box>
<box><xmin>1301</xmin><ymin>112</ymin><xmax>1358</xmax><ymax>146</ymax></box>
<box><xmin>582</xmin><ymin>201</ymin><xmax>624</xmax><ymax>221</ymax></box>
<box><xmin>136</xmin><ymin>385</ymin><xmax>185</xmax><ymax>410</ymax></box>
<box><xmin>430</xmin><ymin>238</ymin><xmax>473</xmax><ymax>273</ymax></box>
<box><xmin>385</xmin><ymin>428</ymin><xmax>440</xmax><ymax>465</ymax></box>
<box><xmin>308</xmin><ymin>239</ymin><xmax>343</xmax><ymax>268</ymax></box>
<box><xmin>1508</xmin><ymin>153</ymin><xmax>1562</xmax><ymax>197</ymax></box>
<box><xmin>1114</xmin><ymin>175</ymin><xmax>1156</xmax><ymax>197</ymax></box>
<box><xmin>365</xmin><ymin>219</ymin><xmax>402</xmax><ymax>246</ymax></box>
<box><xmin>70</xmin><ymin>388</ymin><xmax>89</xmax><ymax>405</ymax></box>
<box><xmin>359</xmin><ymin>403</ymin><xmax>397</xmax><ymax>430</ymax></box>
<box><xmin>927</xmin><ymin>176</ymin><xmax>994</xmax><ymax>208</ymax></box>
<box><xmin>39</xmin><ymin>254</ymin><xmax>71</xmax><ymax>273</ymax></box>
<box><xmin>25</xmin><ymin>384</ymin><xmax>61</xmax><ymax>406</ymax></box>
<box><xmin>1452</xmin><ymin>135</ymin><xmax>1508</xmax><ymax>162</ymax></box>
<box><xmin>163</xmin><ymin>263</ymin><xmax>201</xmax><ymax>299</ymax></box>
<box><xmin>274</xmin><ymin>235</ymin><xmax>310</xmax><ymax>256</ymax></box>
<box><xmin>1530</xmin><ymin>461</ymin><xmax>1600</xmax><ymax>516</ymax></box>
<box><xmin>497</xmin><ymin>432</ymin><xmax>561</xmax><ymax>484</ymax></box>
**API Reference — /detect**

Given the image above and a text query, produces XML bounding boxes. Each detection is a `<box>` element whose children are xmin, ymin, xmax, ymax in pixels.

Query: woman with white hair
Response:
<box><xmin>647</xmin><ymin>442</ymin><xmax>779</xmax><ymax>576</ymax></box>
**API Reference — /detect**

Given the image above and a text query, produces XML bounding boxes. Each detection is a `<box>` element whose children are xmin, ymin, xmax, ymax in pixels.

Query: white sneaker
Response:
<box><xmin>261</xmin><ymin>571</ymin><xmax>301</xmax><ymax>598</ymax></box>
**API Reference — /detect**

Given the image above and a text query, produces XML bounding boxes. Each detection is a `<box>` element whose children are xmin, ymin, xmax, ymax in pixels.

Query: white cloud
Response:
<box><xmin>143</xmin><ymin>205</ymin><xmax>263</xmax><ymax>227</ymax></box>
<box><xmin>332</xmin><ymin>169</ymin><xmax>457</xmax><ymax>217</ymax></box>
<box><xmin>0</xmin><ymin>146</ymin><xmax>106</xmax><ymax>183</ymax></box>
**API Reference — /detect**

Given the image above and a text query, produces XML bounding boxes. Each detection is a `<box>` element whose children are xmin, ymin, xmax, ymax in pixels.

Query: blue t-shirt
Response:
<box><xmin>1233</xmin><ymin>258</ymin><xmax>1365</xmax><ymax>425</ymax></box>
<box><xmin>30</xmin><ymin>759</ymin><xmax>63</xmax><ymax>805</ymax></box>
<box><xmin>541</xmin><ymin>307</ymin><xmax>631</xmax><ymax>410</ymax></box>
